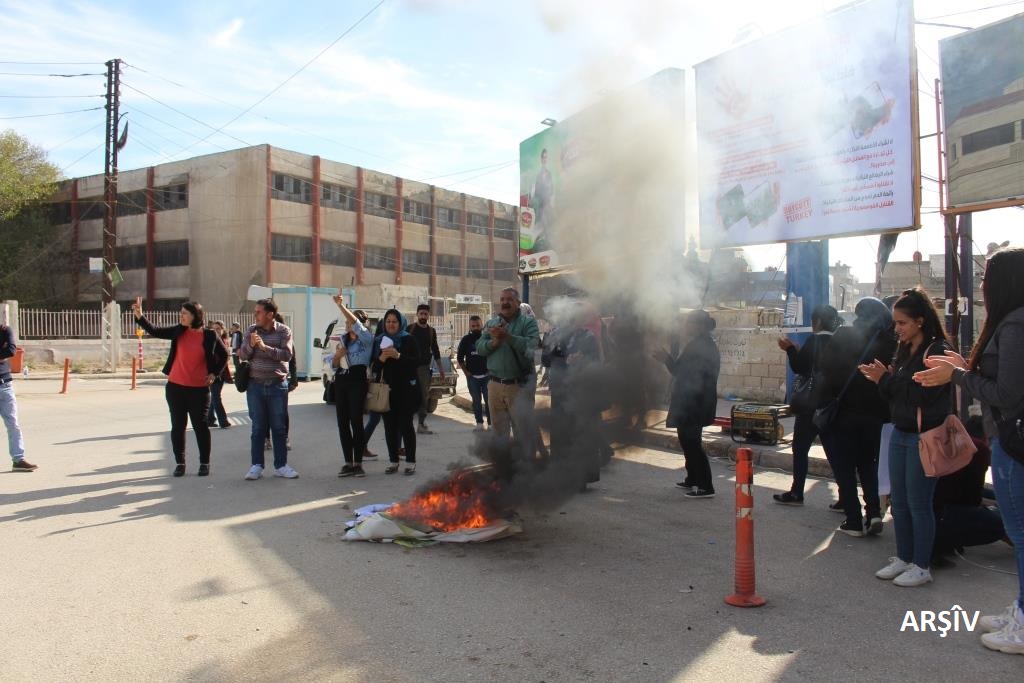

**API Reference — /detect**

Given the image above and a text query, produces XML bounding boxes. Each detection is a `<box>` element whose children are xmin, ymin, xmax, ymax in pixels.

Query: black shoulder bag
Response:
<box><xmin>234</xmin><ymin>361</ymin><xmax>251</xmax><ymax>393</ymax></box>
<box><xmin>812</xmin><ymin>329</ymin><xmax>880</xmax><ymax>432</ymax></box>
<box><xmin>789</xmin><ymin>336</ymin><xmax>825</xmax><ymax>414</ymax></box>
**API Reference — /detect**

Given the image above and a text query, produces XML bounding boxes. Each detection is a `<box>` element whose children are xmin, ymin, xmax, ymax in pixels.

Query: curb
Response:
<box><xmin>451</xmin><ymin>393</ymin><xmax>835</xmax><ymax>478</ymax></box>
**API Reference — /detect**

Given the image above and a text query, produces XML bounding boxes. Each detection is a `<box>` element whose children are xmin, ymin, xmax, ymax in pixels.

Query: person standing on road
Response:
<box><xmin>774</xmin><ymin>305</ymin><xmax>840</xmax><ymax>506</ymax></box>
<box><xmin>372</xmin><ymin>309</ymin><xmax>421</xmax><ymax>475</ymax></box>
<box><xmin>0</xmin><ymin>318</ymin><xmax>35</xmax><ymax>471</ymax></box>
<box><xmin>656</xmin><ymin>309</ymin><xmax>720</xmax><ymax>499</ymax></box>
<box><xmin>239</xmin><ymin>298</ymin><xmax>297</xmax><ymax>481</ymax></box>
<box><xmin>332</xmin><ymin>296</ymin><xmax>373</xmax><ymax>478</ymax></box>
<box><xmin>407</xmin><ymin>304</ymin><xmax>445</xmax><ymax>435</ymax></box>
<box><xmin>861</xmin><ymin>288</ymin><xmax>951</xmax><ymax>587</ymax></box>
<box><xmin>818</xmin><ymin>297</ymin><xmax>898</xmax><ymax>537</ymax></box>
<box><xmin>476</xmin><ymin>288</ymin><xmax>540</xmax><ymax>455</ymax></box>
<box><xmin>914</xmin><ymin>246</ymin><xmax>1024</xmax><ymax>654</ymax></box>
<box><xmin>206</xmin><ymin>320</ymin><xmax>233</xmax><ymax>429</ymax></box>
<box><xmin>457</xmin><ymin>315</ymin><xmax>490</xmax><ymax>431</ymax></box>
<box><xmin>229</xmin><ymin>322</ymin><xmax>243</xmax><ymax>373</ymax></box>
<box><xmin>133</xmin><ymin>298</ymin><xmax>227</xmax><ymax>477</ymax></box>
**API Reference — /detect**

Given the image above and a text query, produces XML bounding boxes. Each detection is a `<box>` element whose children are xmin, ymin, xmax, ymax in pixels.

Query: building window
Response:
<box><xmin>494</xmin><ymin>218</ymin><xmax>515</xmax><ymax>240</ymax></box>
<box><xmin>962</xmin><ymin>122</ymin><xmax>1016</xmax><ymax>155</ymax></box>
<box><xmin>436</xmin><ymin>206</ymin><xmax>462</xmax><ymax>230</ymax></box>
<box><xmin>116</xmin><ymin>190</ymin><xmax>147</xmax><ymax>217</ymax></box>
<box><xmin>154</xmin><ymin>183</ymin><xmax>188</xmax><ymax>211</ymax></box>
<box><xmin>271</xmin><ymin>172</ymin><xmax>311</xmax><ymax>204</ymax></box>
<box><xmin>155</xmin><ymin>240</ymin><xmax>189</xmax><ymax>267</ymax></box>
<box><xmin>321</xmin><ymin>239</ymin><xmax>356</xmax><ymax>267</ymax></box>
<box><xmin>322</xmin><ymin>182</ymin><xmax>356</xmax><ymax>211</ymax></box>
<box><xmin>467</xmin><ymin>212</ymin><xmax>489</xmax><ymax>236</ymax></box>
<box><xmin>271</xmin><ymin>233</ymin><xmax>312</xmax><ymax>263</ymax></box>
<box><xmin>364</xmin><ymin>192</ymin><xmax>396</xmax><ymax>219</ymax></box>
<box><xmin>466</xmin><ymin>257</ymin><xmax>489</xmax><ymax>279</ymax></box>
<box><xmin>436</xmin><ymin>253</ymin><xmax>461</xmax><ymax>276</ymax></box>
<box><xmin>402</xmin><ymin>249</ymin><xmax>431</xmax><ymax>274</ymax></box>
<box><xmin>403</xmin><ymin>199</ymin><xmax>431</xmax><ymax>225</ymax></box>
<box><xmin>78</xmin><ymin>198</ymin><xmax>106</xmax><ymax>221</ymax></box>
<box><xmin>116</xmin><ymin>244</ymin><xmax>146</xmax><ymax>270</ymax></box>
<box><xmin>494</xmin><ymin>261</ymin><xmax>516</xmax><ymax>279</ymax></box>
<box><xmin>364</xmin><ymin>245</ymin><xmax>396</xmax><ymax>270</ymax></box>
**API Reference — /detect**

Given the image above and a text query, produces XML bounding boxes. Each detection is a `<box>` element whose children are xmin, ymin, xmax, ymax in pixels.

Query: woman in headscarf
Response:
<box><xmin>657</xmin><ymin>309</ymin><xmax>720</xmax><ymax>499</ymax></box>
<box><xmin>370</xmin><ymin>309</ymin><xmax>422</xmax><ymax>475</ymax></box>
<box><xmin>817</xmin><ymin>297</ymin><xmax>898</xmax><ymax>537</ymax></box>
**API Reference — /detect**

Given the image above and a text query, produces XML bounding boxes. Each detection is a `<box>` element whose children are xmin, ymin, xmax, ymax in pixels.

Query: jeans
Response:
<box><xmin>466</xmin><ymin>374</ymin><xmax>490</xmax><ymax>425</ymax></box>
<box><xmin>992</xmin><ymin>438</ymin><xmax>1024</xmax><ymax>608</ymax></box>
<box><xmin>335</xmin><ymin>368</ymin><xmax>367</xmax><ymax>464</ymax></box>
<box><xmin>829</xmin><ymin>412</ymin><xmax>882</xmax><ymax>528</ymax></box>
<box><xmin>0</xmin><ymin>381</ymin><xmax>26</xmax><ymax>461</ymax></box>
<box><xmin>247</xmin><ymin>379</ymin><xmax>289</xmax><ymax>469</ymax></box>
<box><xmin>878</xmin><ymin>423</ymin><xmax>894</xmax><ymax>497</ymax></box>
<box><xmin>165</xmin><ymin>382</ymin><xmax>212</xmax><ymax>465</ymax></box>
<box><xmin>889</xmin><ymin>428</ymin><xmax>937</xmax><ymax>568</ymax></box>
<box><xmin>789</xmin><ymin>412</ymin><xmax>818</xmax><ymax>498</ymax></box>
<box><xmin>207</xmin><ymin>378</ymin><xmax>228</xmax><ymax>427</ymax></box>
<box><xmin>677</xmin><ymin>425</ymin><xmax>713</xmax><ymax>492</ymax></box>
<box><xmin>365</xmin><ymin>411</ymin><xmax>382</xmax><ymax>442</ymax></box>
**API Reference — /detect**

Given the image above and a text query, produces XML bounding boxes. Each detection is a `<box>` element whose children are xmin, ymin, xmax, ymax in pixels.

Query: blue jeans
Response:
<box><xmin>207</xmin><ymin>378</ymin><xmax>228</xmax><ymax>427</ymax></box>
<box><xmin>889</xmin><ymin>428</ymin><xmax>937</xmax><ymax>568</ymax></box>
<box><xmin>467</xmin><ymin>374</ymin><xmax>490</xmax><ymax>425</ymax></box>
<box><xmin>247</xmin><ymin>380</ymin><xmax>289</xmax><ymax>469</ymax></box>
<box><xmin>992</xmin><ymin>438</ymin><xmax>1024</xmax><ymax>608</ymax></box>
<box><xmin>0</xmin><ymin>381</ymin><xmax>26</xmax><ymax>461</ymax></box>
<box><xmin>365</xmin><ymin>411</ymin><xmax>382</xmax><ymax>441</ymax></box>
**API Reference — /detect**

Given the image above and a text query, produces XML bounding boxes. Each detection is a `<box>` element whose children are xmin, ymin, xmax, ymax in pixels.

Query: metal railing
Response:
<box><xmin>17</xmin><ymin>308</ymin><xmax>253</xmax><ymax>339</ymax></box>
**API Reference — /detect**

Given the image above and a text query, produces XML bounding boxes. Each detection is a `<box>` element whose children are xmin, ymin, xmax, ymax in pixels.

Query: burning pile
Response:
<box><xmin>344</xmin><ymin>466</ymin><xmax>522</xmax><ymax>545</ymax></box>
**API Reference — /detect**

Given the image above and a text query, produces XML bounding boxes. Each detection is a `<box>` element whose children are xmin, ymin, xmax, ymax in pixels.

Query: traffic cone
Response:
<box><xmin>725</xmin><ymin>447</ymin><xmax>766</xmax><ymax>607</ymax></box>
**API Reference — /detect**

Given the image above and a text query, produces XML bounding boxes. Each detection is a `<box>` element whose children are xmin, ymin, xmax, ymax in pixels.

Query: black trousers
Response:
<box><xmin>677</xmin><ymin>425</ymin><xmax>713</xmax><ymax>491</ymax></box>
<box><xmin>828</xmin><ymin>412</ymin><xmax>882</xmax><ymax>528</ymax></box>
<box><xmin>165</xmin><ymin>381</ymin><xmax>211</xmax><ymax>465</ymax></box>
<box><xmin>383</xmin><ymin>408</ymin><xmax>417</xmax><ymax>464</ymax></box>
<box><xmin>334</xmin><ymin>368</ymin><xmax>368</xmax><ymax>464</ymax></box>
<box><xmin>934</xmin><ymin>504</ymin><xmax>1006</xmax><ymax>557</ymax></box>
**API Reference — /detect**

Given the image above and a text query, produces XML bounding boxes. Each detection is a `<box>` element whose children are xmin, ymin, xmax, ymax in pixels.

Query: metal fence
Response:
<box><xmin>17</xmin><ymin>308</ymin><xmax>252</xmax><ymax>339</ymax></box>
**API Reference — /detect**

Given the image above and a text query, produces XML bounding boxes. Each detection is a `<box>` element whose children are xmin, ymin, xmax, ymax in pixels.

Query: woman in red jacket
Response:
<box><xmin>133</xmin><ymin>297</ymin><xmax>228</xmax><ymax>477</ymax></box>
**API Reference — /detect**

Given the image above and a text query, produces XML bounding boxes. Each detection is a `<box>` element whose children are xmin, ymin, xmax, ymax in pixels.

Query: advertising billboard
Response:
<box><xmin>695</xmin><ymin>0</ymin><xmax>918</xmax><ymax>248</ymax></box>
<box><xmin>518</xmin><ymin>68</ymin><xmax>686</xmax><ymax>275</ymax></box>
<box><xmin>940</xmin><ymin>13</ymin><xmax>1024</xmax><ymax>212</ymax></box>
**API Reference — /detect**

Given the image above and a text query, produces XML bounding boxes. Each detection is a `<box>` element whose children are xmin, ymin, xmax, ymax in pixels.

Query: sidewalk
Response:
<box><xmin>451</xmin><ymin>383</ymin><xmax>831</xmax><ymax>478</ymax></box>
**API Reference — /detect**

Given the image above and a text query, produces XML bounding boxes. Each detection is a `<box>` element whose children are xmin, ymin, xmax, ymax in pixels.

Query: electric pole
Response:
<box><xmin>102</xmin><ymin>58</ymin><xmax>122</xmax><ymax>304</ymax></box>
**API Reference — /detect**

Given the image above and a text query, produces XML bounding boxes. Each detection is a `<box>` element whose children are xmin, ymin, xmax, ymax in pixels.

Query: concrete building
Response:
<box><xmin>47</xmin><ymin>145</ymin><xmax>520</xmax><ymax>312</ymax></box>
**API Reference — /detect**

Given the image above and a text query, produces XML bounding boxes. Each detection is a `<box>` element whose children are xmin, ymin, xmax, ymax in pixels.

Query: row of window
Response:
<box><xmin>50</xmin><ymin>183</ymin><xmax>189</xmax><ymax>223</ymax></box>
<box><xmin>270</xmin><ymin>172</ymin><xmax>515</xmax><ymax>238</ymax></box>
<box><xmin>78</xmin><ymin>240</ymin><xmax>190</xmax><ymax>272</ymax></box>
<box><xmin>270</xmin><ymin>233</ymin><xmax>514</xmax><ymax>275</ymax></box>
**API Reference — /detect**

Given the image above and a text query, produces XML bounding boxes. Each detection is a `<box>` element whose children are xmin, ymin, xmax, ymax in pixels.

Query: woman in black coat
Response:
<box><xmin>658</xmin><ymin>310</ymin><xmax>720</xmax><ymax>498</ymax></box>
<box><xmin>370</xmin><ymin>309</ymin><xmax>422</xmax><ymax>475</ymax></box>
<box><xmin>132</xmin><ymin>297</ymin><xmax>228</xmax><ymax>477</ymax></box>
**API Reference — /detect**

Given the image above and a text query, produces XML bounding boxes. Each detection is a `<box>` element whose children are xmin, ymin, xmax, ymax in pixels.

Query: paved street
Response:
<box><xmin>2</xmin><ymin>377</ymin><xmax>1020</xmax><ymax>681</ymax></box>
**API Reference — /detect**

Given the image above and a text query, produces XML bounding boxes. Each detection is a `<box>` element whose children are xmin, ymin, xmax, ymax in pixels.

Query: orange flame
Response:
<box><xmin>387</xmin><ymin>469</ymin><xmax>502</xmax><ymax>532</ymax></box>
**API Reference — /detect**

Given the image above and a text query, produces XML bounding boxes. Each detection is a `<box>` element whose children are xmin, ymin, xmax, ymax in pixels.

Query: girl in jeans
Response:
<box><xmin>861</xmin><ymin>288</ymin><xmax>950</xmax><ymax>587</ymax></box>
<box><xmin>915</xmin><ymin>246</ymin><xmax>1024</xmax><ymax>655</ymax></box>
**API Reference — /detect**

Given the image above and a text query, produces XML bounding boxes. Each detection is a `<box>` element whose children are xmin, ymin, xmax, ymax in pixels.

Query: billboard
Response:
<box><xmin>518</xmin><ymin>68</ymin><xmax>686</xmax><ymax>275</ymax></box>
<box><xmin>695</xmin><ymin>0</ymin><xmax>918</xmax><ymax>248</ymax></box>
<box><xmin>940</xmin><ymin>13</ymin><xmax>1024</xmax><ymax>212</ymax></box>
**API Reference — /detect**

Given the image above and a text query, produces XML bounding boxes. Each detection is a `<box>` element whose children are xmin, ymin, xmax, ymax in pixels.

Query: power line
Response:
<box><xmin>46</xmin><ymin>122</ymin><xmax>105</xmax><ymax>153</ymax></box>
<box><xmin>0</xmin><ymin>71</ymin><xmax>104</xmax><ymax>77</ymax></box>
<box><xmin>0</xmin><ymin>61</ymin><xmax>98</xmax><ymax>65</ymax></box>
<box><xmin>61</xmin><ymin>143</ymin><xmax>104</xmax><ymax>174</ymax></box>
<box><xmin>172</xmin><ymin>0</ymin><xmax>386</xmax><ymax>157</ymax></box>
<box><xmin>0</xmin><ymin>106</ymin><xmax>103</xmax><ymax>120</ymax></box>
<box><xmin>120</xmin><ymin>82</ymin><xmax>251</xmax><ymax>147</ymax></box>
<box><xmin>0</xmin><ymin>94</ymin><xmax>102</xmax><ymax>99</ymax></box>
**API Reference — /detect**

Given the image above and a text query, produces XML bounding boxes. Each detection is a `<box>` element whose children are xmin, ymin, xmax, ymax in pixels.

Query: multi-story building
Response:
<box><xmin>47</xmin><ymin>145</ymin><xmax>519</xmax><ymax>312</ymax></box>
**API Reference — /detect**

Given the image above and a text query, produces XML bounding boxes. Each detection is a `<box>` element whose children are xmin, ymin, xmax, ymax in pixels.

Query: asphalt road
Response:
<box><xmin>2</xmin><ymin>377</ymin><xmax>1020</xmax><ymax>682</ymax></box>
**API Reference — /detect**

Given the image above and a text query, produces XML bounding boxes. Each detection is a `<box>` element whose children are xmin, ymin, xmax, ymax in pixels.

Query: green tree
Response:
<box><xmin>0</xmin><ymin>129</ymin><xmax>60</xmax><ymax>220</ymax></box>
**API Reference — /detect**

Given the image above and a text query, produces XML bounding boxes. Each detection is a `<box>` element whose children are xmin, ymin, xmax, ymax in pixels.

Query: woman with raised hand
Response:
<box><xmin>914</xmin><ymin>247</ymin><xmax>1024</xmax><ymax>654</ymax></box>
<box><xmin>861</xmin><ymin>288</ymin><xmax>951</xmax><ymax>587</ymax></box>
<box><xmin>133</xmin><ymin>297</ymin><xmax>227</xmax><ymax>477</ymax></box>
<box><xmin>331</xmin><ymin>297</ymin><xmax>373</xmax><ymax>478</ymax></box>
<box><xmin>370</xmin><ymin>309</ymin><xmax>422</xmax><ymax>475</ymax></box>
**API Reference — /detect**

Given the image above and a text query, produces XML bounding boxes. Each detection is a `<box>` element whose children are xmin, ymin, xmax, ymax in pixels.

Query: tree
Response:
<box><xmin>0</xmin><ymin>129</ymin><xmax>60</xmax><ymax>220</ymax></box>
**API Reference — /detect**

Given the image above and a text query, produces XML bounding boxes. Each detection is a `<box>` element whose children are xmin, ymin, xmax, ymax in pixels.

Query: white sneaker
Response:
<box><xmin>892</xmin><ymin>564</ymin><xmax>932</xmax><ymax>587</ymax></box>
<box><xmin>244</xmin><ymin>465</ymin><xmax>263</xmax><ymax>481</ymax></box>
<box><xmin>473</xmin><ymin>424</ymin><xmax>485</xmax><ymax>432</ymax></box>
<box><xmin>981</xmin><ymin>603</ymin><xmax>1021</xmax><ymax>633</ymax></box>
<box><xmin>981</xmin><ymin>604</ymin><xmax>1024</xmax><ymax>655</ymax></box>
<box><xmin>875</xmin><ymin>557</ymin><xmax>911</xmax><ymax>580</ymax></box>
<box><xmin>274</xmin><ymin>465</ymin><xmax>299</xmax><ymax>479</ymax></box>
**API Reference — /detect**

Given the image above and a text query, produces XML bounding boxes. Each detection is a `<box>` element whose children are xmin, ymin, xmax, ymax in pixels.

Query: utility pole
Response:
<box><xmin>102</xmin><ymin>58</ymin><xmax>122</xmax><ymax>304</ymax></box>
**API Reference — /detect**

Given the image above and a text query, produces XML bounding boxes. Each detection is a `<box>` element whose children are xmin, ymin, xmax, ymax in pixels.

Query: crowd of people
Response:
<box><xmin>3</xmin><ymin>247</ymin><xmax>1022</xmax><ymax>656</ymax></box>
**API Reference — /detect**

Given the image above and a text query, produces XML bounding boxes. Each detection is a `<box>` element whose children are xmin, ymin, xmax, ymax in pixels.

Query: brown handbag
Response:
<box><xmin>917</xmin><ymin>407</ymin><xmax>976</xmax><ymax>477</ymax></box>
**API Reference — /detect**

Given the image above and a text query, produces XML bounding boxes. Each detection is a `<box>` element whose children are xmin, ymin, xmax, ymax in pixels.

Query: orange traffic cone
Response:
<box><xmin>725</xmin><ymin>447</ymin><xmax>766</xmax><ymax>607</ymax></box>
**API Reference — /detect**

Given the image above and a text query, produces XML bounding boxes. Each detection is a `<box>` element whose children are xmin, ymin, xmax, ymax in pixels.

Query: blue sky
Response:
<box><xmin>2</xmin><ymin>0</ymin><xmax>1023</xmax><ymax>282</ymax></box>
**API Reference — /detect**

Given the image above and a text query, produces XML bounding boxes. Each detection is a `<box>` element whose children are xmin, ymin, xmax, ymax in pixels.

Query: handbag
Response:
<box><xmin>992</xmin><ymin>406</ymin><xmax>1024</xmax><ymax>463</ymax></box>
<box><xmin>234</xmin><ymin>361</ymin><xmax>251</xmax><ymax>393</ymax></box>
<box><xmin>812</xmin><ymin>330</ymin><xmax>880</xmax><ymax>432</ymax></box>
<box><xmin>918</xmin><ymin>407</ymin><xmax>976</xmax><ymax>477</ymax></box>
<box><xmin>366</xmin><ymin>369</ymin><xmax>391</xmax><ymax>413</ymax></box>
<box><xmin>789</xmin><ymin>336</ymin><xmax>825</xmax><ymax>414</ymax></box>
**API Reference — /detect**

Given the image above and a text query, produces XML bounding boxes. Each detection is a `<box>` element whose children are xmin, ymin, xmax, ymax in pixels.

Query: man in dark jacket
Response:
<box><xmin>408</xmin><ymin>304</ymin><xmax>445</xmax><ymax>434</ymax></box>
<box><xmin>0</xmin><ymin>320</ymin><xmax>35</xmax><ymax>471</ymax></box>
<box><xmin>457</xmin><ymin>315</ymin><xmax>490</xmax><ymax>430</ymax></box>
<box><xmin>818</xmin><ymin>297</ymin><xmax>898</xmax><ymax>536</ymax></box>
